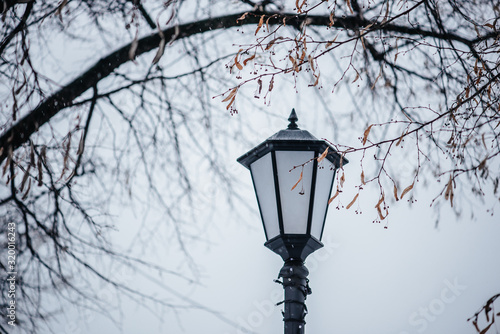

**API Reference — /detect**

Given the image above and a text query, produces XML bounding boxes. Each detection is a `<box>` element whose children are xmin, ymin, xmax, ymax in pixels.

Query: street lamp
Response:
<box><xmin>237</xmin><ymin>109</ymin><xmax>347</xmax><ymax>334</ymax></box>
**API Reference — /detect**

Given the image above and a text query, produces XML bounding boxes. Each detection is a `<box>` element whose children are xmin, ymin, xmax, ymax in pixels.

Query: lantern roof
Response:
<box><xmin>237</xmin><ymin>109</ymin><xmax>348</xmax><ymax>169</ymax></box>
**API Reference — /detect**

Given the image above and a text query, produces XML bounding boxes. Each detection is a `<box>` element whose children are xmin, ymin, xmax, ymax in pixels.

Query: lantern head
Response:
<box><xmin>237</xmin><ymin>109</ymin><xmax>347</xmax><ymax>262</ymax></box>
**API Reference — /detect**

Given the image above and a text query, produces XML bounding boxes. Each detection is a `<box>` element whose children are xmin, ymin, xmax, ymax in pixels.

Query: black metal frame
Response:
<box><xmin>238</xmin><ymin>136</ymin><xmax>346</xmax><ymax>262</ymax></box>
<box><xmin>271</xmin><ymin>151</ymin><xmax>285</xmax><ymax>237</ymax></box>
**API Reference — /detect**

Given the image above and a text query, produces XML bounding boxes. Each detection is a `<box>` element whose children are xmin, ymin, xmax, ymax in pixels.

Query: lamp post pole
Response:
<box><xmin>280</xmin><ymin>260</ymin><xmax>310</xmax><ymax>334</ymax></box>
<box><xmin>237</xmin><ymin>109</ymin><xmax>348</xmax><ymax>334</ymax></box>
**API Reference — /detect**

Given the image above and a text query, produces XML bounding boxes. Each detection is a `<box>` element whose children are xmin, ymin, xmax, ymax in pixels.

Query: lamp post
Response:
<box><xmin>237</xmin><ymin>109</ymin><xmax>347</xmax><ymax>334</ymax></box>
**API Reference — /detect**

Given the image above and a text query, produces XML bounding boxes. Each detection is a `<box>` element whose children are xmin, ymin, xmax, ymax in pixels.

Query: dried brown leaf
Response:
<box><xmin>55</xmin><ymin>0</ymin><xmax>68</xmax><ymax>21</ymax></box>
<box><xmin>222</xmin><ymin>87</ymin><xmax>238</xmax><ymax>102</ymax></box>
<box><xmin>346</xmin><ymin>0</ymin><xmax>354</xmax><ymax>14</ymax></box>
<box><xmin>444</xmin><ymin>176</ymin><xmax>453</xmax><ymax>201</ymax></box>
<box><xmin>14</xmin><ymin>77</ymin><xmax>26</xmax><ymax>95</ymax></box>
<box><xmin>329</xmin><ymin>11</ymin><xmax>335</xmax><ymax>27</ymax></box>
<box><xmin>63</xmin><ymin>135</ymin><xmax>71</xmax><ymax>168</ymax></box>
<box><xmin>235</xmin><ymin>59</ymin><xmax>243</xmax><ymax>70</ymax></box>
<box><xmin>296</xmin><ymin>0</ymin><xmax>306</xmax><ymax>12</ymax></box>
<box><xmin>312</xmin><ymin>72</ymin><xmax>320</xmax><ymax>87</ymax></box>
<box><xmin>376</xmin><ymin>205</ymin><xmax>387</xmax><ymax>220</ymax></box>
<box><xmin>2</xmin><ymin>155</ymin><xmax>10</xmax><ymax>177</ymax></box>
<box><xmin>30</xmin><ymin>141</ymin><xmax>35</xmax><ymax>165</ymax></box>
<box><xmin>152</xmin><ymin>37</ymin><xmax>166</xmax><ymax>65</ymax></box>
<box><xmin>77</xmin><ymin>133</ymin><xmax>85</xmax><ymax>156</ymax></box>
<box><xmin>393</xmin><ymin>184</ymin><xmax>399</xmax><ymax>201</ymax></box>
<box><xmin>375</xmin><ymin>193</ymin><xmax>385</xmax><ymax>208</ymax></box>
<box><xmin>243</xmin><ymin>54</ymin><xmax>256</xmax><ymax>66</ymax></box>
<box><xmin>300</xmin><ymin>0</ymin><xmax>306</xmax><ymax>11</ymax></box>
<box><xmin>300</xmin><ymin>50</ymin><xmax>306</xmax><ymax>62</ymax></box>
<box><xmin>168</xmin><ymin>25</ymin><xmax>180</xmax><ymax>46</ymax></box>
<box><xmin>225</xmin><ymin>96</ymin><xmax>236</xmax><ymax>110</ymax></box>
<box><xmin>289</xmin><ymin>55</ymin><xmax>296</xmax><ymax>69</ymax></box>
<box><xmin>478</xmin><ymin>157</ymin><xmax>487</xmax><ymax>170</ymax></box>
<box><xmin>371</xmin><ymin>66</ymin><xmax>382</xmax><ymax>90</ymax></box>
<box><xmin>268</xmin><ymin>76</ymin><xmax>275</xmax><ymax>92</ymax></box>
<box><xmin>291</xmin><ymin>170</ymin><xmax>303</xmax><ymax>191</ymax></box>
<box><xmin>362</xmin><ymin>23</ymin><xmax>374</xmax><ymax>33</ymax></box>
<box><xmin>308</xmin><ymin>55</ymin><xmax>315</xmax><ymax>72</ymax></box>
<box><xmin>362</xmin><ymin>124</ymin><xmax>374</xmax><ymax>145</ymax></box>
<box><xmin>265</xmin><ymin>39</ymin><xmax>277</xmax><ymax>51</ymax></box>
<box><xmin>20</xmin><ymin>165</ymin><xmax>31</xmax><ymax>192</ymax></box>
<box><xmin>472</xmin><ymin>319</ymin><xmax>480</xmax><ymax>332</ymax></box>
<box><xmin>237</xmin><ymin>12</ymin><xmax>248</xmax><ymax>22</ymax></box>
<box><xmin>360</xmin><ymin>36</ymin><xmax>366</xmax><ymax>50</ymax></box>
<box><xmin>325</xmin><ymin>34</ymin><xmax>339</xmax><ymax>49</ymax></box>
<box><xmin>22</xmin><ymin>178</ymin><xmax>31</xmax><ymax>200</ymax></box>
<box><xmin>255</xmin><ymin>15</ymin><xmax>265</xmax><ymax>35</ymax></box>
<box><xmin>328</xmin><ymin>189</ymin><xmax>340</xmax><ymax>204</ymax></box>
<box><xmin>317</xmin><ymin>147</ymin><xmax>328</xmax><ymax>163</ymax></box>
<box><xmin>479</xmin><ymin>317</ymin><xmax>494</xmax><ymax>334</ymax></box>
<box><xmin>234</xmin><ymin>50</ymin><xmax>243</xmax><ymax>70</ymax></box>
<box><xmin>255</xmin><ymin>78</ymin><xmax>263</xmax><ymax>98</ymax></box>
<box><xmin>361</xmin><ymin>171</ymin><xmax>366</xmax><ymax>185</ymax></box>
<box><xmin>396</xmin><ymin>130</ymin><xmax>405</xmax><ymax>146</ymax></box>
<box><xmin>400</xmin><ymin>182</ymin><xmax>414</xmax><ymax>199</ymax></box>
<box><xmin>352</xmin><ymin>71</ymin><xmax>360</xmax><ymax>83</ymax></box>
<box><xmin>265</xmin><ymin>15</ymin><xmax>274</xmax><ymax>32</ymax></box>
<box><xmin>129</xmin><ymin>32</ymin><xmax>139</xmax><ymax>61</ymax></box>
<box><xmin>381</xmin><ymin>1</ymin><xmax>390</xmax><ymax>24</ymax></box>
<box><xmin>37</xmin><ymin>156</ymin><xmax>43</xmax><ymax>186</ymax></box>
<box><xmin>346</xmin><ymin>193</ymin><xmax>359</xmax><ymax>209</ymax></box>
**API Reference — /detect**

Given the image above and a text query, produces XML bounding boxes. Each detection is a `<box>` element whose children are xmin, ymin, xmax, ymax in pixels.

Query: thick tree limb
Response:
<box><xmin>0</xmin><ymin>0</ymin><xmax>33</xmax><ymax>56</ymax></box>
<box><xmin>0</xmin><ymin>10</ymin><xmax>491</xmax><ymax>164</ymax></box>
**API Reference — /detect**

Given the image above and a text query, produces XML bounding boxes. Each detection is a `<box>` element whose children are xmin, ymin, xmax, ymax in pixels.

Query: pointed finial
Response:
<box><xmin>287</xmin><ymin>109</ymin><xmax>299</xmax><ymax>129</ymax></box>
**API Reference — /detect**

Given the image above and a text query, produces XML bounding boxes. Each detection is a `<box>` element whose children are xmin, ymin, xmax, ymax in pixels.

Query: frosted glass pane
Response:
<box><xmin>250</xmin><ymin>153</ymin><xmax>280</xmax><ymax>240</ymax></box>
<box><xmin>310</xmin><ymin>161</ymin><xmax>336</xmax><ymax>240</ymax></box>
<box><xmin>276</xmin><ymin>151</ymin><xmax>314</xmax><ymax>234</ymax></box>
